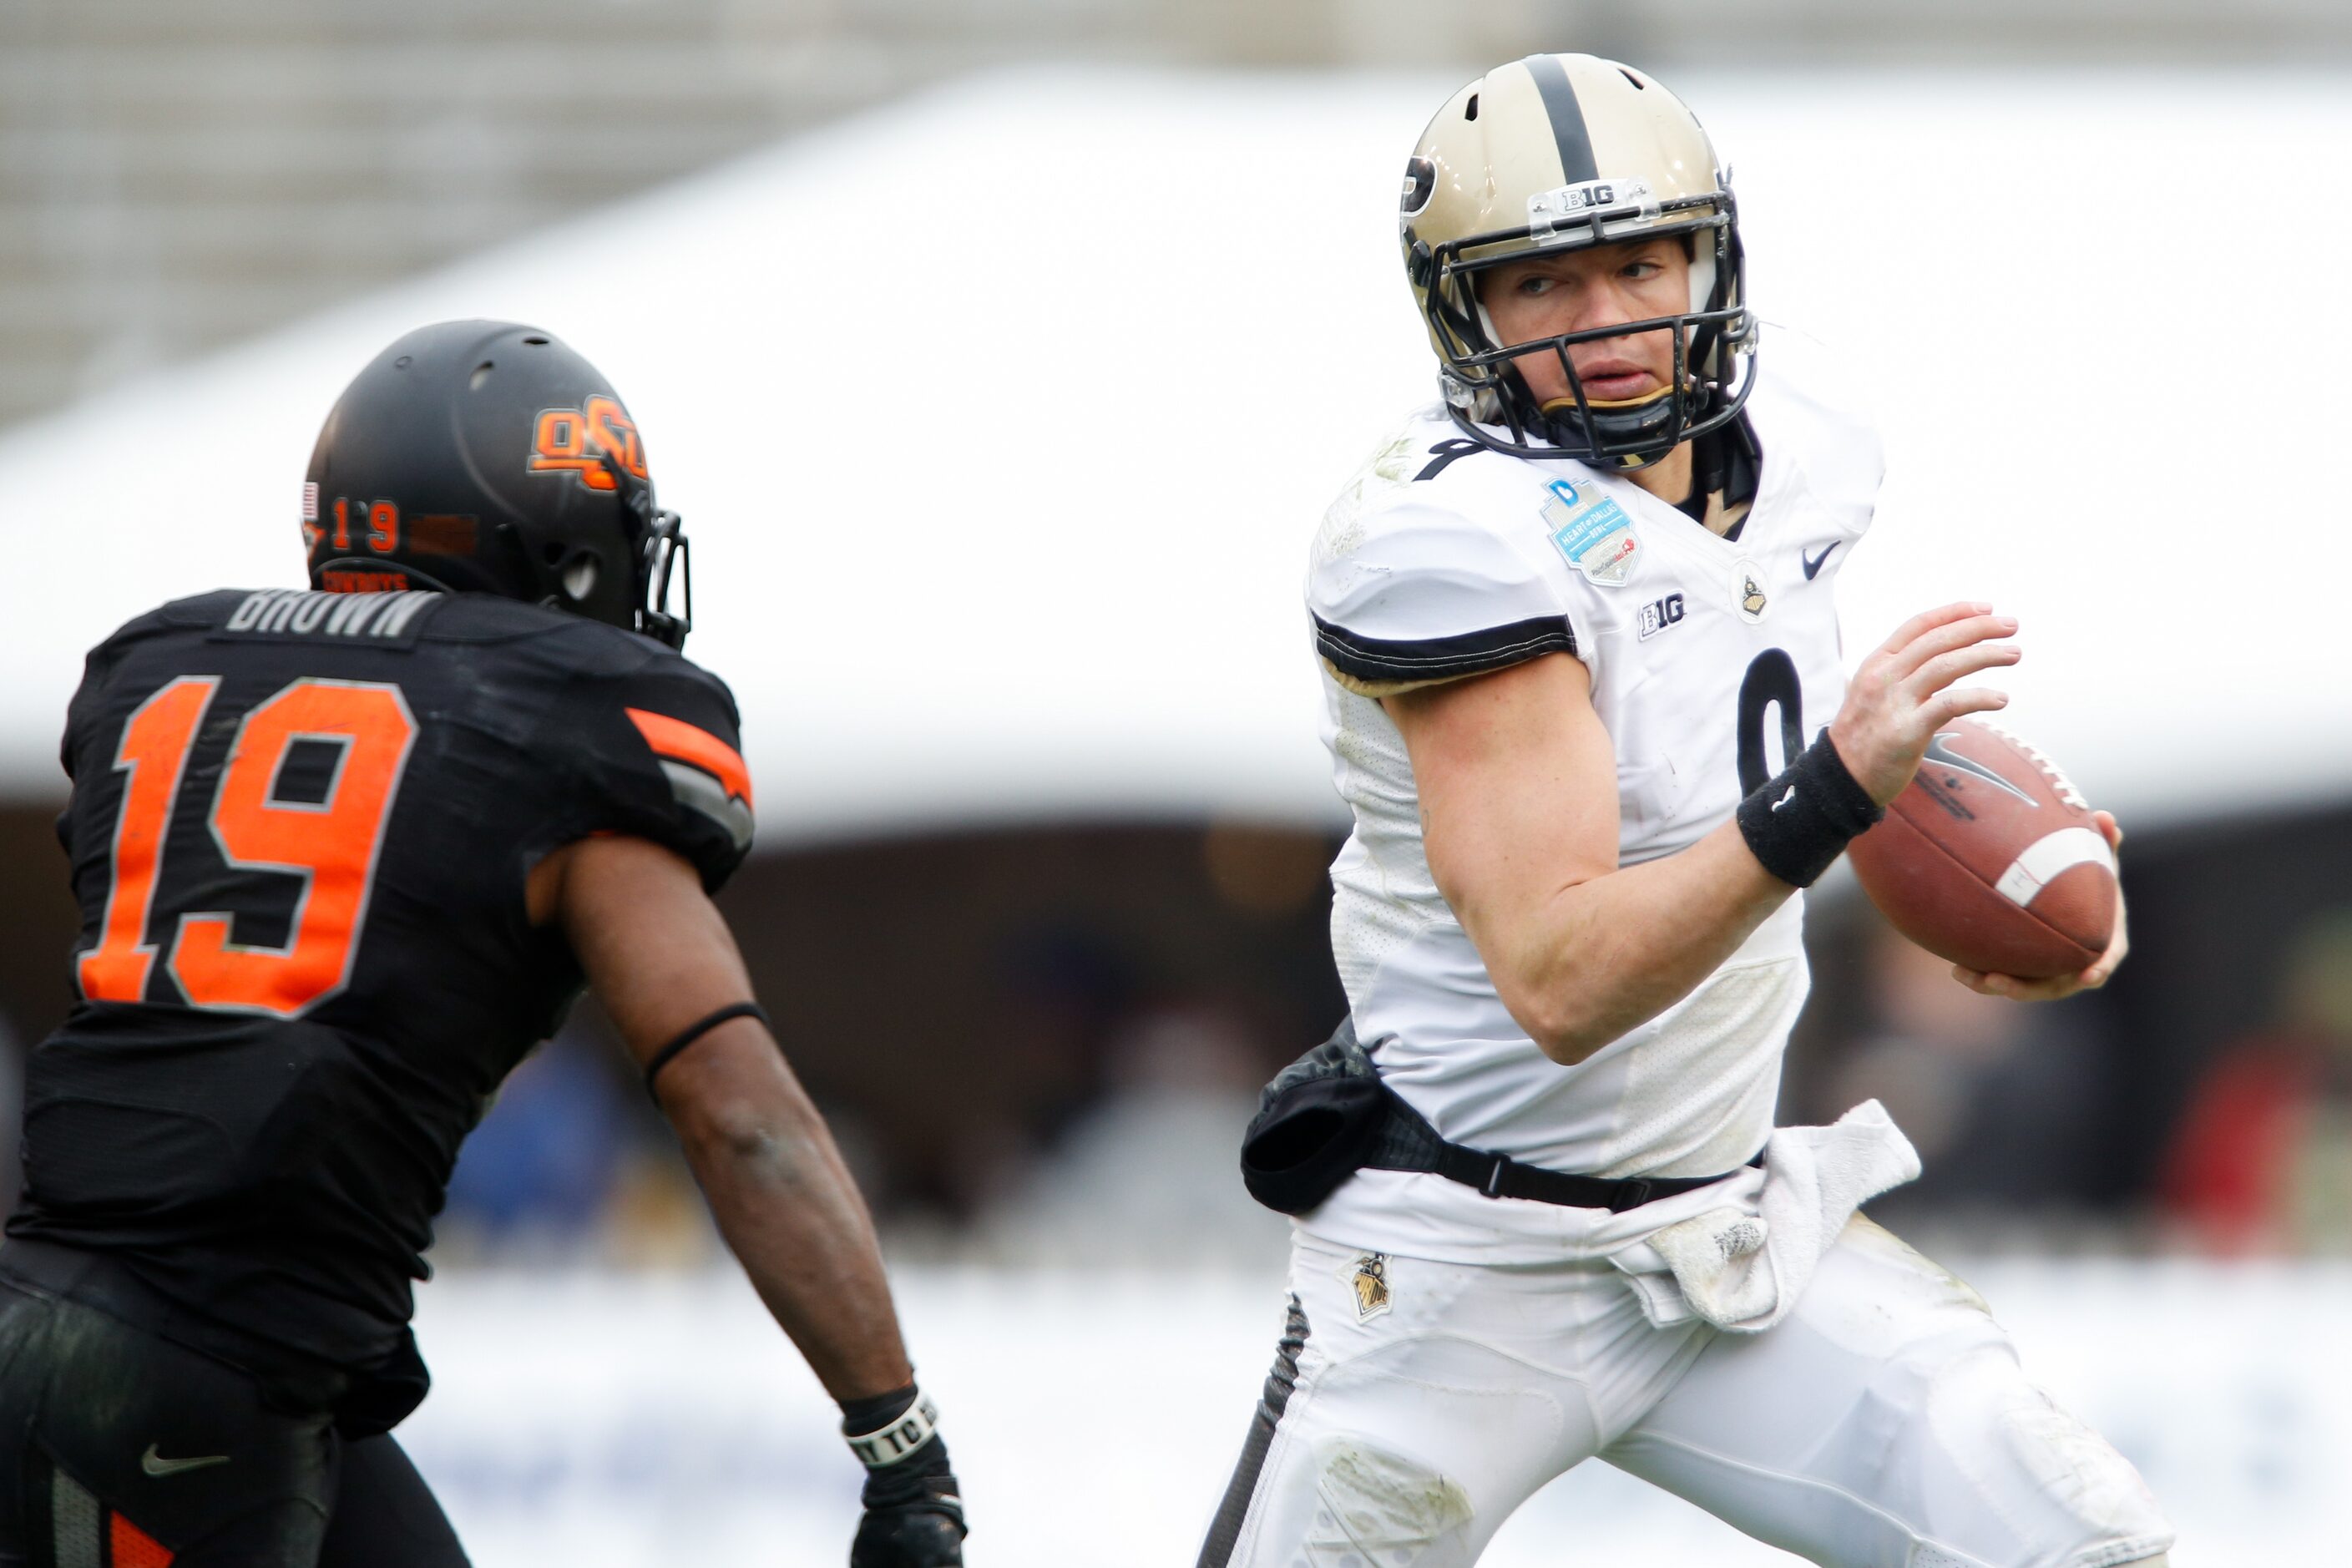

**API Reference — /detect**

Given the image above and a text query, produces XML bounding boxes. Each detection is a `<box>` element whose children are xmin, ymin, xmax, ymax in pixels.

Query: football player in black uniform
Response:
<box><xmin>0</xmin><ymin>322</ymin><xmax>965</xmax><ymax>1568</ymax></box>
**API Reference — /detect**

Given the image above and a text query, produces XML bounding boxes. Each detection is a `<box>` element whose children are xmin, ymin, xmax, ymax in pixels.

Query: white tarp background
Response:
<box><xmin>0</xmin><ymin>68</ymin><xmax>2347</xmax><ymax>837</ymax></box>
<box><xmin>401</xmin><ymin>1259</ymin><xmax>2351</xmax><ymax>1565</ymax></box>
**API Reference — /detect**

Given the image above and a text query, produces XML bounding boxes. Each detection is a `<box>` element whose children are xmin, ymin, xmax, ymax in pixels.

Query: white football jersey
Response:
<box><xmin>1302</xmin><ymin>326</ymin><xmax>1882</xmax><ymax>1260</ymax></box>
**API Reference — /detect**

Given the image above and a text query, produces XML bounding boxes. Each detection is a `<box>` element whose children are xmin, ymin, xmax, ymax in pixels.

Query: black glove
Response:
<box><xmin>842</xmin><ymin>1385</ymin><xmax>966</xmax><ymax>1568</ymax></box>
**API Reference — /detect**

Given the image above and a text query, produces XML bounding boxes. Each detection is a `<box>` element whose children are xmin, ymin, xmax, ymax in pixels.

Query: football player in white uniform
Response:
<box><xmin>1198</xmin><ymin>55</ymin><xmax>2172</xmax><ymax>1568</ymax></box>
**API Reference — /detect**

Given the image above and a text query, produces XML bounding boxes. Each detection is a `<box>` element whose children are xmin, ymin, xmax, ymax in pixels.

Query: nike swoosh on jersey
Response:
<box><xmin>140</xmin><ymin>1444</ymin><xmax>231</xmax><ymax>1477</ymax></box>
<box><xmin>1800</xmin><ymin>541</ymin><xmax>1841</xmax><ymax>579</ymax></box>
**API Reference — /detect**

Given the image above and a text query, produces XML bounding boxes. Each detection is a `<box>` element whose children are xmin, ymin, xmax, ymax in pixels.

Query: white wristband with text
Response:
<box><xmin>845</xmin><ymin>1392</ymin><xmax>941</xmax><ymax>1469</ymax></box>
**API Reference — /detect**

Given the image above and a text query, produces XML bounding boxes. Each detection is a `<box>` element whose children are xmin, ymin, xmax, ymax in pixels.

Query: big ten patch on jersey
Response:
<box><xmin>1637</xmin><ymin>592</ymin><xmax>1686</xmax><ymax>641</ymax></box>
<box><xmin>210</xmin><ymin>588</ymin><xmax>439</xmax><ymax>647</ymax></box>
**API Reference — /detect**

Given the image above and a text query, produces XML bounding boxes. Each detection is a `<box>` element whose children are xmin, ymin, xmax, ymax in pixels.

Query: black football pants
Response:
<box><xmin>0</xmin><ymin>1277</ymin><xmax>469</xmax><ymax>1568</ymax></box>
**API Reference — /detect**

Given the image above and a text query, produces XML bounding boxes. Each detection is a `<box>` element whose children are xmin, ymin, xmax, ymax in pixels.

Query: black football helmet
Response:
<box><xmin>304</xmin><ymin>320</ymin><xmax>691</xmax><ymax>648</ymax></box>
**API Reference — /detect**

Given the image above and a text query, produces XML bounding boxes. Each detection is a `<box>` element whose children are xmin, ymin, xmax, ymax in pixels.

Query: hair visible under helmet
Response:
<box><xmin>303</xmin><ymin>320</ymin><xmax>692</xmax><ymax>648</ymax></box>
<box><xmin>1399</xmin><ymin>53</ymin><xmax>1756</xmax><ymax>470</ymax></box>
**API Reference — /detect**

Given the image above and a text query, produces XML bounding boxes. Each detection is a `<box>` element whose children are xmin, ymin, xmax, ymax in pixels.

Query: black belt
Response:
<box><xmin>1361</xmin><ymin>1081</ymin><xmax>1763</xmax><ymax>1213</ymax></box>
<box><xmin>1241</xmin><ymin>1016</ymin><xmax>1764</xmax><ymax>1216</ymax></box>
<box><xmin>1405</xmin><ymin>1133</ymin><xmax>1765</xmax><ymax>1213</ymax></box>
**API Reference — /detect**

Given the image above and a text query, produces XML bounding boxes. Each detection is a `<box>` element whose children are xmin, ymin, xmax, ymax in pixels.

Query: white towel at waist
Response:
<box><xmin>1607</xmin><ymin>1100</ymin><xmax>1921</xmax><ymax>1333</ymax></box>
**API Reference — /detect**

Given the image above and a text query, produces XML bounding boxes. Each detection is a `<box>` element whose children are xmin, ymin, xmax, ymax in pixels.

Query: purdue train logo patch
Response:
<box><xmin>1734</xmin><ymin>557</ymin><xmax>1768</xmax><ymax>623</ymax></box>
<box><xmin>1344</xmin><ymin>1252</ymin><xmax>1393</xmax><ymax>1322</ymax></box>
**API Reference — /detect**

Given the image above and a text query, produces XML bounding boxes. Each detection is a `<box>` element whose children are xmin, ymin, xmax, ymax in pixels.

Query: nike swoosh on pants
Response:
<box><xmin>140</xmin><ymin>1444</ymin><xmax>231</xmax><ymax>1476</ymax></box>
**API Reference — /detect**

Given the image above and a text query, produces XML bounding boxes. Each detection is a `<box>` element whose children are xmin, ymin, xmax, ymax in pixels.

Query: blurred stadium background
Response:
<box><xmin>4</xmin><ymin>2</ymin><xmax>2350</xmax><ymax>1561</ymax></box>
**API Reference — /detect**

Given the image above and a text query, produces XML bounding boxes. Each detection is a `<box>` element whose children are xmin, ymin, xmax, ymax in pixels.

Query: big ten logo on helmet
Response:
<box><xmin>1637</xmin><ymin>592</ymin><xmax>1685</xmax><ymax>641</ymax></box>
<box><xmin>529</xmin><ymin>395</ymin><xmax>648</xmax><ymax>492</ymax></box>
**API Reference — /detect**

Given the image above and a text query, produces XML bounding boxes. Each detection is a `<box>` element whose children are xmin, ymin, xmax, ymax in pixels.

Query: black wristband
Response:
<box><xmin>642</xmin><ymin>1001</ymin><xmax>770</xmax><ymax>1104</ymax></box>
<box><xmin>1735</xmin><ymin>731</ymin><xmax>1884</xmax><ymax>888</ymax></box>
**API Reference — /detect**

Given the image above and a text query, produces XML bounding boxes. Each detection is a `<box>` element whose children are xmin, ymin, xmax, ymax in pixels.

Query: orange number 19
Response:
<box><xmin>77</xmin><ymin>677</ymin><xmax>418</xmax><ymax>1019</ymax></box>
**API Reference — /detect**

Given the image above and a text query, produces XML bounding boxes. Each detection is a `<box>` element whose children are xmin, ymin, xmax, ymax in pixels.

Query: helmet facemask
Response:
<box><xmin>608</xmin><ymin>454</ymin><xmax>694</xmax><ymax>651</ymax></box>
<box><xmin>1418</xmin><ymin>189</ymin><xmax>1757</xmax><ymax>469</ymax></box>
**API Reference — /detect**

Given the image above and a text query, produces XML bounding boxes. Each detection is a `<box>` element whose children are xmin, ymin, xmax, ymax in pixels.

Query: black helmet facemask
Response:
<box><xmin>1420</xmin><ymin>198</ymin><xmax>1758</xmax><ymax>470</ymax></box>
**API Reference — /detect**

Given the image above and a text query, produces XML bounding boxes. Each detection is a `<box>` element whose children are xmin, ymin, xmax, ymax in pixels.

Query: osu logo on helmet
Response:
<box><xmin>529</xmin><ymin>395</ymin><xmax>648</xmax><ymax>492</ymax></box>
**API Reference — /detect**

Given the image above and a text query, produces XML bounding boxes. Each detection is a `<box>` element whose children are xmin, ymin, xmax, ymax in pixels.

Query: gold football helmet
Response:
<box><xmin>1399</xmin><ymin>54</ymin><xmax>1756</xmax><ymax>468</ymax></box>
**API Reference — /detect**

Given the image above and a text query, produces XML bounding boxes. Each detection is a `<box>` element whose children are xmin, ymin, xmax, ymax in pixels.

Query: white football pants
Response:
<box><xmin>1197</xmin><ymin>1218</ymin><xmax>2172</xmax><ymax>1568</ymax></box>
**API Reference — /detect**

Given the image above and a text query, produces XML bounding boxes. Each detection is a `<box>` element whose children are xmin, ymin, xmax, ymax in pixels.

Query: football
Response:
<box><xmin>1845</xmin><ymin>716</ymin><xmax>2117</xmax><ymax>979</ymax></box>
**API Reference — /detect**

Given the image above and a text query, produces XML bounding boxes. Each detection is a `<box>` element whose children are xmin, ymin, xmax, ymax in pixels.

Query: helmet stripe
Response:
<box><xmin>1521</xmin><ymin>54</ymin><xmax>1599</xmax><ymax>188</ymax></box>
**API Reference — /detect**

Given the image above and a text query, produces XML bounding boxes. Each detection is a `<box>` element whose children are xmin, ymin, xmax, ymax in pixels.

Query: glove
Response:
<box><xmin>850</xmin><ymin>1447</ymin><xmax>964</xmax><ymax>1567</ymax></box>
<box><xmin>842</xmin><ymin>1385</ymin><xmax>967</xmax><ymax>1568</ymax></box>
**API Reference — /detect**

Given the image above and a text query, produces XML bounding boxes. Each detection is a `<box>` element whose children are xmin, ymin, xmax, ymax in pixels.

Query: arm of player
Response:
<box><xmin>534</xmin><ymin>833</ymin><xmax>913</xmax><ymax>1400</ymax></box>
<box><xmin>539</xmin><ymin>835</ymin><xmax>968</xmax><ymax>1564</ymax></box>
<box><xmin>1389</xmin><ymin>652</ymin><xmax>1790</xmax><ymax>1064</ymax></box>
<box><xmin>1390</xmin><ymin>602</ymin><xmax>2020</xmax><ymax>1065</ymax></box>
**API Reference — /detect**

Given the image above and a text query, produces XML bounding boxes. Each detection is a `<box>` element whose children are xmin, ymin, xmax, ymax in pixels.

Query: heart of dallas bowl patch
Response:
<box><xmin>1543</xmin><ymin>478</ymin><xmax>1640</xmax><ymax>587</ymax></box>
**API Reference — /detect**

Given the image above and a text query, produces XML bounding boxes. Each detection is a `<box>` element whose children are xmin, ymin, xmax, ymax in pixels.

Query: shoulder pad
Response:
<box><xmin>1308</xmin><ymin>494</ymin><xmax>1576</xmax><ymax>691</ymax></box>
<box><xmin>554</xmin><ymin>646</ymin><xmax>752</xmax><ymax>891</ymax></box>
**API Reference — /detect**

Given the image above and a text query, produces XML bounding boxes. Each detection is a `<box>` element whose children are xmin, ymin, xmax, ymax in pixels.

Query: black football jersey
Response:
<box><xmin>8</xmin><ymin>588</ymin><xmax>753</xmax><ymax>1382</ymax></box>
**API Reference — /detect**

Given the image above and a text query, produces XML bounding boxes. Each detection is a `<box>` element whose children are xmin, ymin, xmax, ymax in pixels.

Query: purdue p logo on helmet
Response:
<box><xmin>1399</xmin><ymin>53</ymin><xmax>1757</xmax><ymax>468</ymax></box>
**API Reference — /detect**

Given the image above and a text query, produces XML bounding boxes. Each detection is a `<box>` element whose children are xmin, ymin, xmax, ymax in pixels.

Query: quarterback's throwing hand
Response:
<box><xmin>1827</xmin><ymin>602</ymin><xmax>2021</xmax><ymax>807</ymax></box>
<box><xmin>1952</xmin><ymin>810</ymin><xmax>2130</xmax><ymax>1001</ymax></box>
